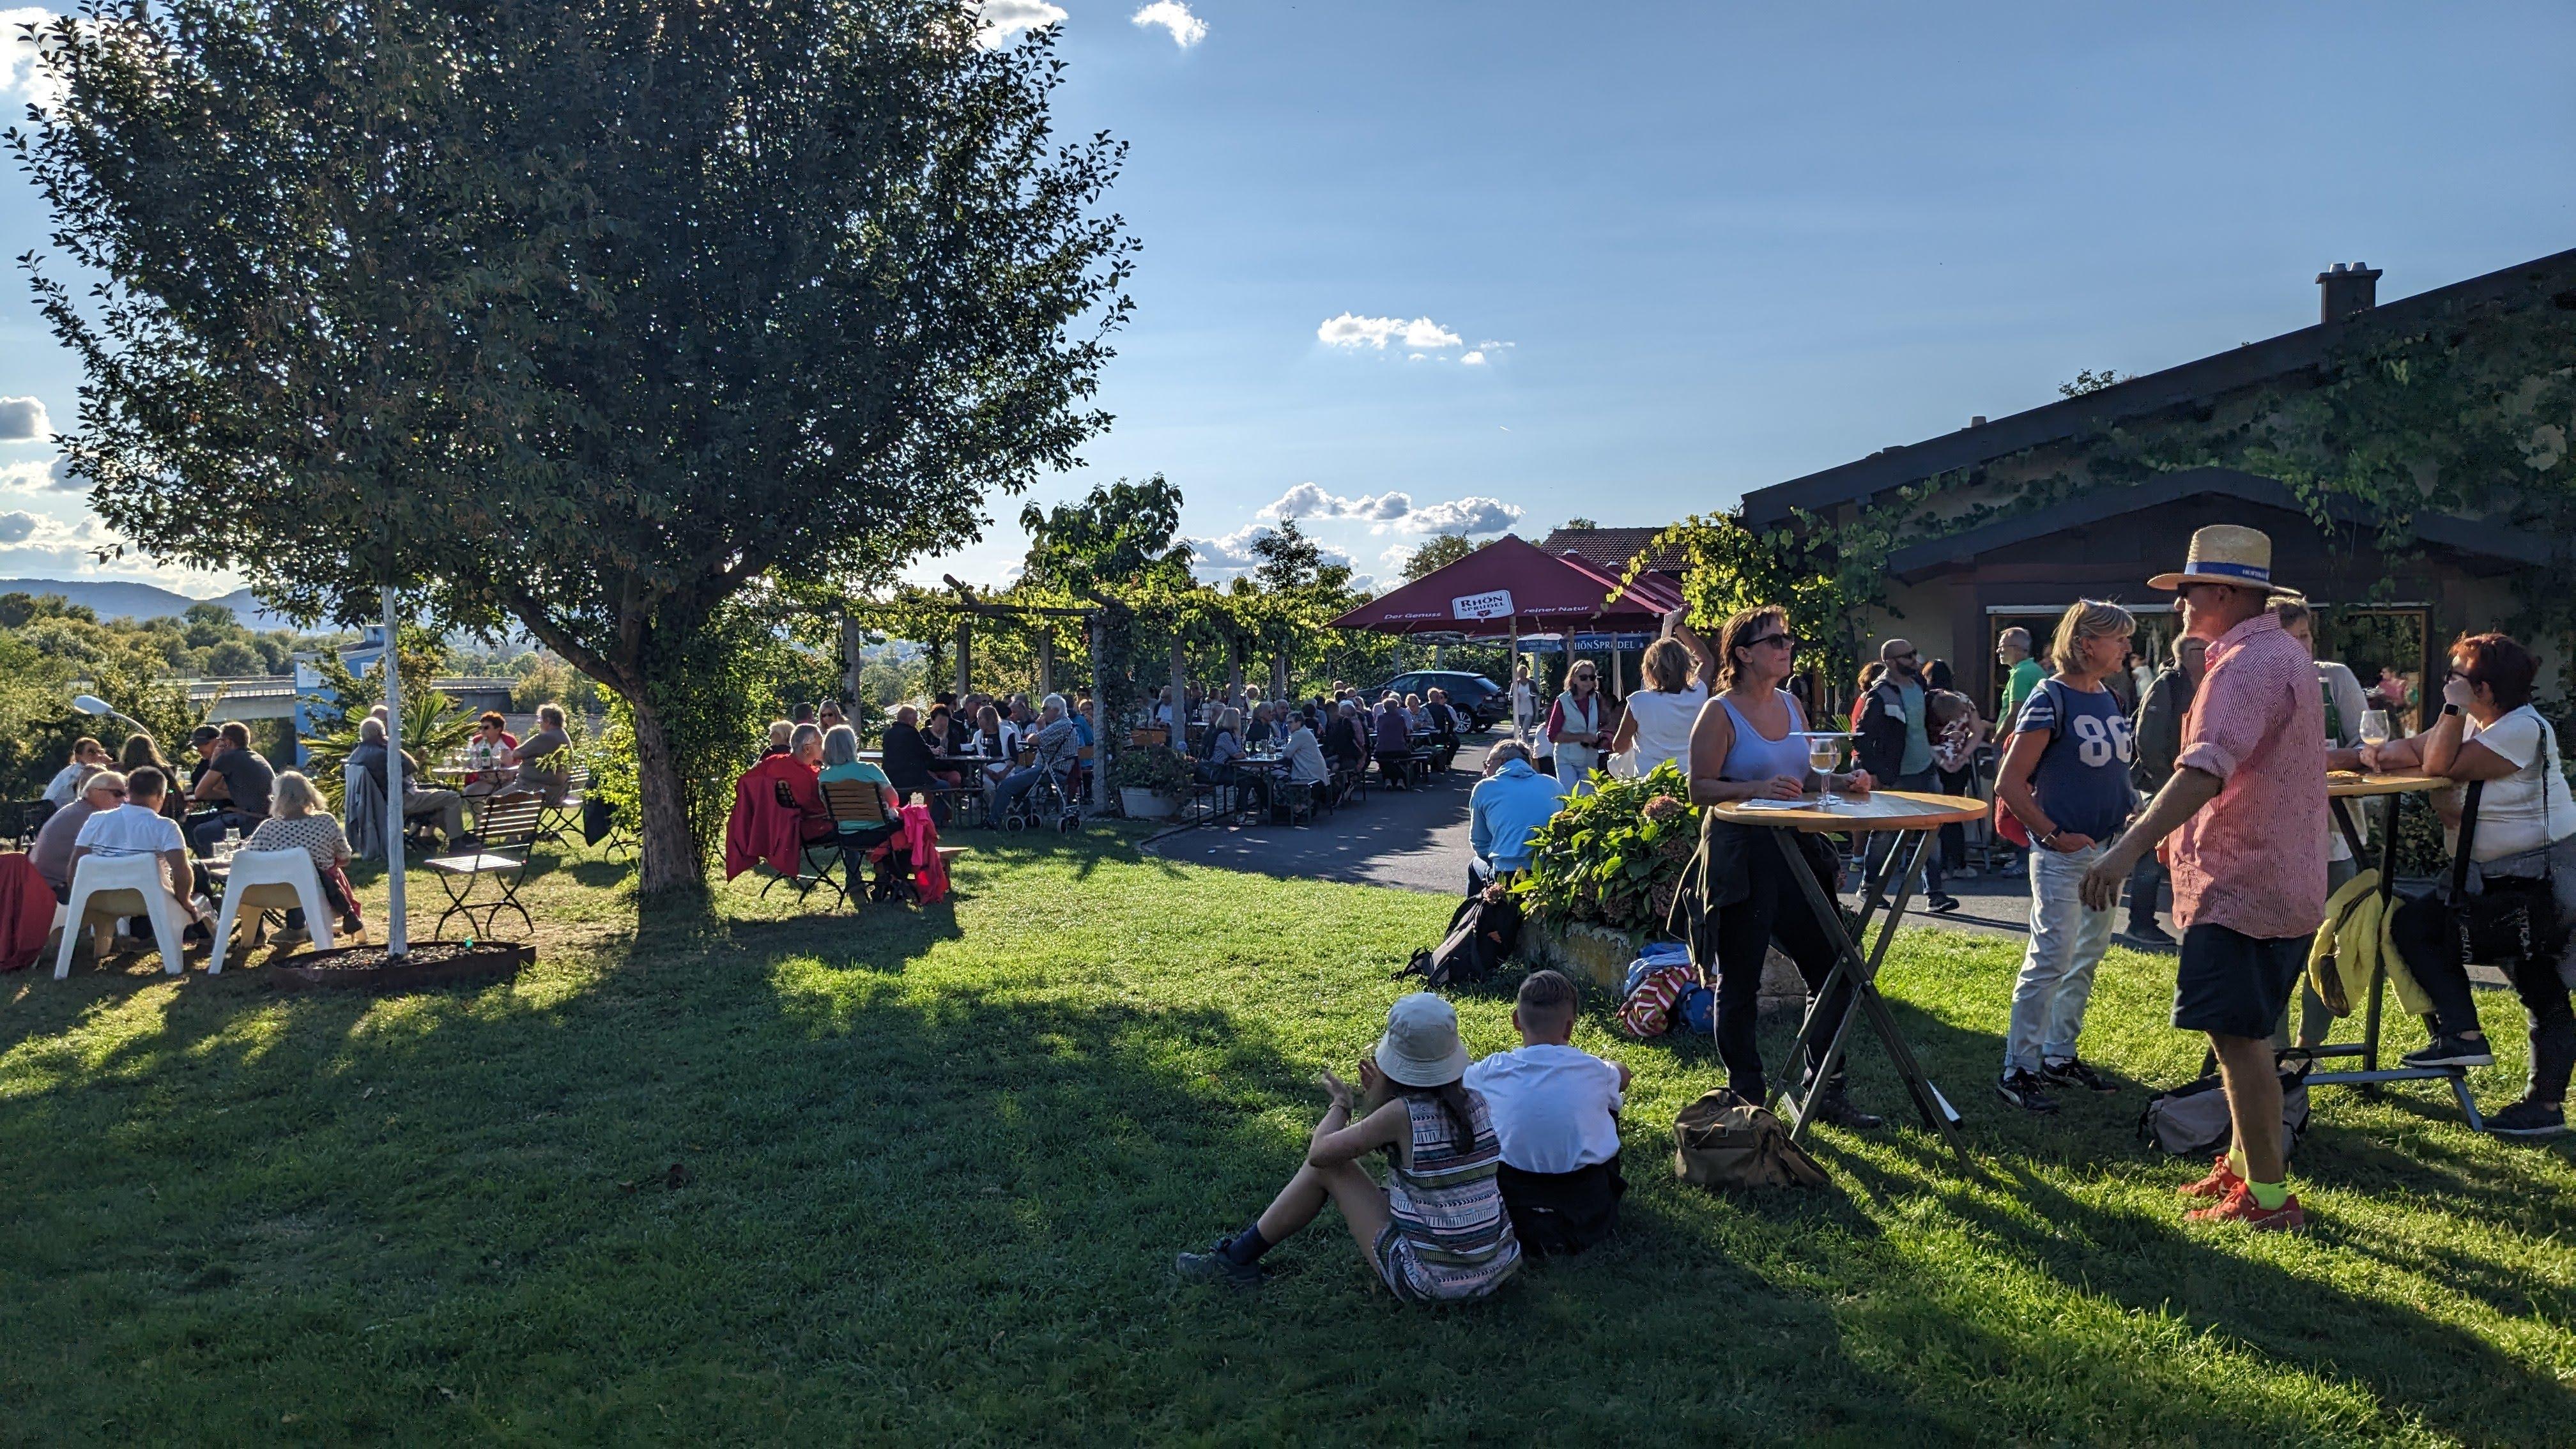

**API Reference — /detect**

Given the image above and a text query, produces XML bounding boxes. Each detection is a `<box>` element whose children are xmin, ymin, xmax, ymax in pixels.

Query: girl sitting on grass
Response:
<box><xmin>1177</xmin><ymin>993</ymin><xmax>1521</xmax><ymax>1300</ymax></box>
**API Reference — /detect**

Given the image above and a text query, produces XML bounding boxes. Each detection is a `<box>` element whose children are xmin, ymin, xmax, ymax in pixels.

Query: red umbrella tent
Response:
<box><xmin>1330</xmin><ymin>534</ymin><xmax>1683</xmax><ymax>638</ymax></box>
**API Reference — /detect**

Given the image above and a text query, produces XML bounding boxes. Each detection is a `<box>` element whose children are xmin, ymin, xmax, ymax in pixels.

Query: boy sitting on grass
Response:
<box><xmin>1463</xmin><ymin>970</ymin><xmax>1629</xmax><ymax>1255</ymax></box>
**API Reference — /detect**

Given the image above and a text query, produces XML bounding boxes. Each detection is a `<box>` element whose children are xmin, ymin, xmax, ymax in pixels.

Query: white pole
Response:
<box><xmin>381</xmin><ymin>586</ymin><xmax>407</xmax><ymax>957</ymax></box>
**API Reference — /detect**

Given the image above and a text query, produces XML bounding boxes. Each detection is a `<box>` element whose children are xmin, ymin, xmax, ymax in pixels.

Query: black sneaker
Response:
<box><xmin>2041</xmin><ymin>1056</ymin><xmax>2119</xmax><ymax>1093</ymax></box>
<box><xmin>1174</xmin><ymin>1243</ymin><xmax>1266</xmax><ymax>1289</ymax></box>
<box><xmin>1926</xmin><ymin>892</ymin><xmax>1963</xmax><ymax>914</ymax></box>
<box><xmin>1996</xmin><ymin>1070</ymin><xmax>2060</xmax><ymax>1114</ymax></box>
<box><xmin>1807</xmin><ymin>1084</ymin><xmax>1883</xmax><ymax>1130</ymax></box>
<box><xmin>2400</xmin><ymin>1034</ymin><xmax>2496</xmax><ymax>1069</ymax></box>
<box><xmin>2487</xmin><ymin>1099</ymin><xmax>2567</xmax><ymax>1139</ymax></box>
<box><xmin>2119</xmin><ymin>922</ymin><xmax>2177</xmax><ymax>949</ymax></box>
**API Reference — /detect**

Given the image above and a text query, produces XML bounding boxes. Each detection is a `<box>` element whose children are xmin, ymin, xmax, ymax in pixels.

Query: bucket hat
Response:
<box><xmin>2147</xmin><ymin>525</ymin><xmax>2287</xmax><ymax>592</ymax></box>
<box><xmin>1374</xmin><ymin>992</ymin><xmax>1471</xmax><ymax>1087</ymax></box>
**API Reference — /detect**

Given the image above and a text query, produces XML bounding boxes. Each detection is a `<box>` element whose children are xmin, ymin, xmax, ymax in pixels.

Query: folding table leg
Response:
<box><xmin>1770</xmin><ymin>827</ymin><xmax>1968</xmax><ymax>1157</ymax></box>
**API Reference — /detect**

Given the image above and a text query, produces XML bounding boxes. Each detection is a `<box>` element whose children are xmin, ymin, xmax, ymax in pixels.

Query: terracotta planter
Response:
<box><xmin>1119</xmin><ymin>786</ymin><xmax>1179</xmax><ymax>820</ymax></box>
<box><xmin>269</xmin><ymin>940</ymin><xmax>533</xmax><ymax>993</ymax></box>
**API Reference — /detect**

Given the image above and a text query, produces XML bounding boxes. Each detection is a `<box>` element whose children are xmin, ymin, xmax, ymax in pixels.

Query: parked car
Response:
<box><xmin>1363</xmin><ymin>670</ymin><xmax>1508</xmax><ymax>730</ymax></box>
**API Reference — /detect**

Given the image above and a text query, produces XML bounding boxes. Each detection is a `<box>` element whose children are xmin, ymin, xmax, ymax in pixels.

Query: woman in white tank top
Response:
<box><xmin>1609</xmin><ymin>610</ymin><xmax>1719</xmax><ymax>778</ymax></box>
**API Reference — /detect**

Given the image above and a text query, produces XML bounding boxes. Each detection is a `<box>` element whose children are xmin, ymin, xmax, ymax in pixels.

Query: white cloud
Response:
<box><xmin>977</xmin><ymin>0</ymin><xmax>1066</xmax><ymax>47</ymax></box>
<box><xmin>0</xmin><ymin>395</ymin><xmax>50</xmax><ymax>441</ymax></box>
<box><xmin>1259</xmin><ymin>483</ymin><xmax>1522</xmax><ymax>537</ymax></box>
<box><xmin>1459</xmin><ymin>351</ymin><xmax>1484</xmax><ymax>365</ymax></box>
<box><xmin>0</xmin><ymin>509</ymin><xmax>36</xmax><ymax>542</ymax></box>
<box><xmin>1402</xmin><ymin>496</ymin><xmax>1522</xmax><ymax>535</ymax></box>
<box><xmin>1262</xmin><ymin>484</ymin><xmax>1411</xmax><ymax>522</ymax></box>
<box><xmin>1130</xmin><ymin>1</ymin><xmax>1206</xmax><ymax>47</ymax></box>
<box><xmin>1184</xmin><ymin>523</ymin><xmax>1353</xmax><ymax>583</ymax></box>
<box><xmin>1380</xmin><ymin>544</ymin><xmax>1416</xmax><ymax>570</ymax></box>
<box><xmin>1315</xmin><ymin>312</ymin><xmax>1465</xmax><ymax>352</ymax></box>
<box><xmin>1</xmin><ymin>8</ymin><xmax>70</xmax><ymax>111</ymax></box>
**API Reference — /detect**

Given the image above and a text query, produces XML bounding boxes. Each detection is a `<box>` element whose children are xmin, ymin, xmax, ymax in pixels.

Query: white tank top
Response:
<box><xmin>1622</xmin><ymin>685</ymin><xmax>1708</xmax><ymax>777</ymax></box>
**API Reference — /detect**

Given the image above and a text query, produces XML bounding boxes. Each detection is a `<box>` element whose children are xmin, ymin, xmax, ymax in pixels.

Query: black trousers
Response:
<box><xmin>1712</xmin><ymin>836</ymin><xmax>1852</xmax><ymax>1101</ymax></box>
<box><xmin>1494</xmin><ymin>1156</ymin><xmax>1625</xmax><ymax>1255</ymax></box>
<box><xmin>2412</xmin><ymin>939</ymin><xmax>2576</xmax><ymax>1103</ymax></box>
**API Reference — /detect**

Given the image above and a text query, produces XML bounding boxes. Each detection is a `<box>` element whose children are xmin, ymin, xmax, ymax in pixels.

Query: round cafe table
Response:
<box><xmin>2306</xmin><ymin>770</ymin><xmax>2483</xmax><ymax>1128</ymax></box>
<box><xmin>1707</xmin><ymin>789</ymin><xmax>1986</xmax><ymax>1156</ymax></box>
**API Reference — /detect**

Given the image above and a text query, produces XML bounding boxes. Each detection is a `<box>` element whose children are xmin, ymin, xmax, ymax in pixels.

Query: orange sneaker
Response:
<box><xmin>2183</xmin><ymin>1182</ymin><xmax>2306</xmax><ymax>1231</ymax></box>
<box><xmin>2179</xmin><ymin>1152</ymin><xmax>2242</xmax><ymax>1200</ymax></box>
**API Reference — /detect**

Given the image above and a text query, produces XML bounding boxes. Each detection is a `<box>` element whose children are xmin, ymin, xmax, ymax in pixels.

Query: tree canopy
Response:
<box><xmin>18</xmin><ymin>0</ymin><xmax>1135</xmax><ymax>890</ymax></box>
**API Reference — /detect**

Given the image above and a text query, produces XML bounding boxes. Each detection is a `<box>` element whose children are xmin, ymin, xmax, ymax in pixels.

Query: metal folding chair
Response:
<box><xmin>425</xmin><ymin>794</ymin><xmax>544</xmax><ymax>939</ymax></box>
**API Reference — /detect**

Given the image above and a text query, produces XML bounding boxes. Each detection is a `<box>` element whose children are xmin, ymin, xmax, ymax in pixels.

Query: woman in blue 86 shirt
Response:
<box><xmin>1991</xmin><ymin>601</ymin><xmax>2139</xmax><ymax>1113</ymax></box>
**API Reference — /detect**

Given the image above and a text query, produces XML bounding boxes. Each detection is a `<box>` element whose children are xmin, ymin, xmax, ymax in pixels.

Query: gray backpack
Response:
<box><xmin>2138</xmin><ymin>1063</ymin><xmax>2310</xmax><ymax>1158</ymax></box>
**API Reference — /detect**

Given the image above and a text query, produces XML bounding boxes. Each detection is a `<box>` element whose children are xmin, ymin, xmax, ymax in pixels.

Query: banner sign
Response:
<box><xmin>1450</xmin><ymin>588</ymin><xmax>1515</xmax><ymax>622</ymax></box>
<box><xmin>1512</xmin><ymin>632</ymin><xmax>1653</xmax><ymax>653</ymax></box>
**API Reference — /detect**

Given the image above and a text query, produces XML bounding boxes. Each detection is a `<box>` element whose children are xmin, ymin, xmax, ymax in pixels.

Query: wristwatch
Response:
<box><xmin>2442</xmin><ymin>703</ymin><xmax>2462</xmax><ymax>717</ymax></box>
<box><xmin>2038</xmin><ymin>828</ymin><xmax>2061</xmax><ymax>847</ymax></box>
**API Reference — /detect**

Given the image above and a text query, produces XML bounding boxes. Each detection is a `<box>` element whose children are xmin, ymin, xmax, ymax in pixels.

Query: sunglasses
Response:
<box><xmin>1746</xmin><ymin>634</ymin><xmax>1800</xmax><ymax>652</ymax></box>
<box><xmin>1889</xmin><ymin>650</ymin><xmax>1918</xmax><ymax>663</ymax></box>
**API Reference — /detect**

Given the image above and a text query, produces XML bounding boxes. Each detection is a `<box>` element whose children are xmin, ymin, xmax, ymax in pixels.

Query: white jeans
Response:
<box><xmin>2005</xmin><ymin>841</ymin><xmax>2116</xmax><ymax>1075</ymax></box>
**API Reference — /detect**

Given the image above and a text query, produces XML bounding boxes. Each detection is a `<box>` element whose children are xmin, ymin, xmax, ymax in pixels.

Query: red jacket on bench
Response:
<box><xmin>723</xmin><ymin>755</ymin><xmax>831</xmax><ymax>880</ymax></box>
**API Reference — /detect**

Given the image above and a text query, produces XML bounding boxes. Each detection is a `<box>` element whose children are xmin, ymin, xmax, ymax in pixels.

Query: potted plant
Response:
<box><xmin>1111</xmin><ymin>744</ymin><xmax>1193</xmax><ymax>820</ymax></box>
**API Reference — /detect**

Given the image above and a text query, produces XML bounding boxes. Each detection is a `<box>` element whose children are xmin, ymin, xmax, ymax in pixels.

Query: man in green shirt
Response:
<box><xmin>1997</xmin><ymin>627</ymin><xmax>2043</xmax><ymax>728</ymax></box>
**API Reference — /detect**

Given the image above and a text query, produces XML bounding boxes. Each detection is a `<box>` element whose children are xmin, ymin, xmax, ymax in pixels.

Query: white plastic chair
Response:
<box><xmin>54</xmin><ymin>852</ymin><xmax>192</xmax><ymax>979</ymax></box>
<box><xmin>208</xmin><ymin>847</ymin><xmax>333</xmax><ymax>976</ymax></box>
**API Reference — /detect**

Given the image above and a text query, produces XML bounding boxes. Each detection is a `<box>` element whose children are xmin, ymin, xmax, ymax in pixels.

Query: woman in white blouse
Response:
<box><xmin>1607</xmin><ymin>608</ymin><xmax>1721</xmax><ymax>779</ymax></box>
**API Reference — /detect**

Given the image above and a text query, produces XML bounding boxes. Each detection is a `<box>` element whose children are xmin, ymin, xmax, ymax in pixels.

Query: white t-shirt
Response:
<box><xmin>1460</xmin><ymin>1043</ymin><xmax>1623</xmax><ymax>1175</ymax></box>
<box><xmin>1623</xmin><ymin>684</ymin><xmax>1708</xmax><ymax>778</ymax></box>
<box><xmin>73</xmin><ymin>803</ymin><xmax>187</xmax><ymax>859</ymax></box>
<box><xmin>43</xmin><ymin>762</ymin><xmax>92</xmax><ymax>806</ymax></box>
<box><xmin>2458</xmin><ymin>705</ymin><xmax>2576</xmax><ymax>861</ymax></box>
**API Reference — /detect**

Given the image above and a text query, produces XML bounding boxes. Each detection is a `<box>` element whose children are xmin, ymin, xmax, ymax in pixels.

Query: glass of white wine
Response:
<box><xmin>1806</xmin><ymin>733</ymin><xmax>1845</xmax><ymax>805</ymax></box>
<box><xmin>2358</xmin><ymin>709</ymin><xmax>2392</xmax><ymax>768</ymax></box>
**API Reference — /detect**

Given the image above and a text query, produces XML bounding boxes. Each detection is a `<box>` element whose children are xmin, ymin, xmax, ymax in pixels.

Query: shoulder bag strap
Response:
<box><xmin>2451</xmin><ymin>781</ymin><xmax>2483</xmax><ymax>898</ymax></box>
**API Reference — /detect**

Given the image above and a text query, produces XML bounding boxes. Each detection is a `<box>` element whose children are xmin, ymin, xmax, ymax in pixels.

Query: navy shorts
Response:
<box><xmin>2172</xmin><ymin>923</ymin><xmax>2307</xmax><ymax>1039</ymax></box>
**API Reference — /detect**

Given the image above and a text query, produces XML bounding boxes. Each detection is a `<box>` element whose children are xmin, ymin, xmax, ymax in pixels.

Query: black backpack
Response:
<box><xmin>1395</xmin><ymin>886</ymin><xmax>1523</xmax><ymax>989</ymax></box>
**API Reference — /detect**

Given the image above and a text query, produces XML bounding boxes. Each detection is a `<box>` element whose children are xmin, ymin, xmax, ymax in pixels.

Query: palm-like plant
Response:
<box><xmin>303</xmin><ymin>689</ymin><xmax>477</xmax><ymax>793</ymax></box>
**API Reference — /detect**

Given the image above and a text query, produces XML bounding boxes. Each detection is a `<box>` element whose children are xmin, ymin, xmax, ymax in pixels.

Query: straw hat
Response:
<box><xmin>1374</xmin><ymin>992</ymin><xmax>1471</xmax><ymax>1087</ymax></box>
<box><xmin>2147</xmin><ymin>524</ymin><xmax>2288</xmax><ymax>592</ymax></box>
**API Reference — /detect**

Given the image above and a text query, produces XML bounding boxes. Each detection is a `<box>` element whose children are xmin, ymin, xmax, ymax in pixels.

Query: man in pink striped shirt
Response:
<box><xmin>2084</xmin><ymin>526</ymin><xmax>2326</xmax><ymax>1232</ymax></box>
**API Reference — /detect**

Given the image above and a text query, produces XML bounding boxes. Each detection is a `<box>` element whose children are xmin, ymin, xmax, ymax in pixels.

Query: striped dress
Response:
<box><xmin>1376</xmin><ymin>1091</ymin><xmax>1521</xmax><ymax>1301</ymax></box>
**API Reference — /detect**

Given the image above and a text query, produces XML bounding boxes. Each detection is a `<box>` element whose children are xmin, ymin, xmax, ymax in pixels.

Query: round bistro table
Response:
<box><xmin>1708</xmin><ymin>789</ymin><xmax>1988</xmax><ymax>1156</ymax></box>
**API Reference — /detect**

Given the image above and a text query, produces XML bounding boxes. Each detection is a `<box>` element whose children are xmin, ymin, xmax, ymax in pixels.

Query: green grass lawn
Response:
<box><xmin>4</xmin><ymin>831</ymin><xmax>2573</xmax><ymax>1446</ymax></box>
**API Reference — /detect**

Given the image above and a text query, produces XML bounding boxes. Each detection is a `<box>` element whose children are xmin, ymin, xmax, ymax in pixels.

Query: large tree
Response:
<box><xmin>16</xmin><ymin>0</ymin><xmax>1133</xmax><ymax>891</ymax></box>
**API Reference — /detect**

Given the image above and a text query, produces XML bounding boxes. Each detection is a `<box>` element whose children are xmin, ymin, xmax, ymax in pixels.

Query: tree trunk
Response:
<box><xmin>629</xmin><ymin>696</ymin><xmax>704</xmax><ymax>896</ymax></box>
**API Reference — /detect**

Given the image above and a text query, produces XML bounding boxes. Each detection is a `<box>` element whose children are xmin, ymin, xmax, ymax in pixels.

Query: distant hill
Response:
<box><xmin>0</xmin><ymin>578</ymin><xmax>304</xmax><ymax>631</ymax></box>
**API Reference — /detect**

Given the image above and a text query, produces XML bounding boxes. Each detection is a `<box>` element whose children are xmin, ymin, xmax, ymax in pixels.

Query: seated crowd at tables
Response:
<box><xmin>26</xmin><ymin>702</ymin><xmax>585</xmax><ymax>963</ymax></box>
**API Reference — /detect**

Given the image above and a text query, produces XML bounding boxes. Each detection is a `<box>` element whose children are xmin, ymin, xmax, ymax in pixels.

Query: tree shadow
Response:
<box><xmin>1781</xmin><ymin>992</ymin><xmax>2576</xmax><ymax>1439</ymax></box>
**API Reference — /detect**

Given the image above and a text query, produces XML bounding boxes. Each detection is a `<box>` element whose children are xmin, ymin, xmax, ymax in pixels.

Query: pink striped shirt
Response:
<box><xmin>2169</xmin><ymin>613</ymin><xmax>2328</xmax><ymax>939</ymax></box>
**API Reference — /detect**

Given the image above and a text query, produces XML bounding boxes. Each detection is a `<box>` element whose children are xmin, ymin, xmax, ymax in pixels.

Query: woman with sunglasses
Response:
<box><xmin>1546</xmin><ymin>661</ymin><xmax>1606</xmax><ymax>798</ymax></box>
<box><xmin>1676</xmin><ymin>606</ymin><xmax>1882</xmax><ymax>1128</ymax></box>
<box><xmin>2362</xmin><ymin>632</ymin><xmax>2575</xmax><ymax>1138</ymax></box>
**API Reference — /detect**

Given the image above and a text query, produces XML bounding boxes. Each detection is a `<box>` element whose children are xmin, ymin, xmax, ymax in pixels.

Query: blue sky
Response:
<box><xmin>0</xmin><ymin>0</ymin><xmax>2568</xmax><ymax>596</ymax></box>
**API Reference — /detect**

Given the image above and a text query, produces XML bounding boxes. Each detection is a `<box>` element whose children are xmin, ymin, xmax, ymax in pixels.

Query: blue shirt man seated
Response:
<box><xmin>1469</xmin><ymin>740</ymin><xmax>1560</xmax><ymax>891</ymax></box>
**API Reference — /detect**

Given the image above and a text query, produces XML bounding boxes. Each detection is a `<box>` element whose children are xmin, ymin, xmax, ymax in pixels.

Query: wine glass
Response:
<box><xmin>1806</xmin><ymin>733</ymin><xmax>1844</xmax><ymax>805</ymax></box>
<box><xmin>2358</xmin><ymin>709</ymin><xmax>2391</xmax><ymax>771</ymax></box>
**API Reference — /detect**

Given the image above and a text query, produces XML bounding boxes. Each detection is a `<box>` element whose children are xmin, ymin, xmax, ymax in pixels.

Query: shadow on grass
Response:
<box><xmin>1784</xmin><ymin>993</ymin><xmax>2576</xmax><ymax>1441</ymax></box>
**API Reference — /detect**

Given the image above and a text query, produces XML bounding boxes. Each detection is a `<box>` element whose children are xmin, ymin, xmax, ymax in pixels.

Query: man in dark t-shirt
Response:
<box><xmin>187</xmin><ymin>721</ymin><xmax>275</xmax><ymax>855</ymax></box>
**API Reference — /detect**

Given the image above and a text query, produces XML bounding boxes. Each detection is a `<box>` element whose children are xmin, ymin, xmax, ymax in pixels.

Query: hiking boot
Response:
<box><xmin>1174</xmin><ymin>1243</ymin><xmax>1266</xmax><ymax>1289</ymax></box>
<box><xmin>2119</xmin><ymin>921</ymin><xmax>2177</xmax><ymax>950</ymax></box>
<box><xmin>2487</xmin><ymin>1098</ymin><xmax>2568</xmax><ymax>1139</ymax></box>
<box><xmin>1807</xmin><ymin>1083</ymin><xmax>1883</xmax><ymax>1130</ymax></box>
<box><xmin>270</xmin><ymin>927</ymin><xmax>312</xmax><ymax>946</ymax></box>
<box><xmin>2400</xmin><ymin>1034</ymin><xmax>2496</xmax><ymax>1070</ymax></box>
<box><xmin>2041</xmin><ymin>1056</ymin><xmax>2119</xmax><ymax>1093</ymax></box>
<box><xmin>1925</xmin><ymin>892</ymin><xmax>1963</xmax><ymax>914</ymax></box>
<box><xmin>1995</xmin><ymin>1070</ymin><xmax>2059</xmax><ymax>1114</ymax></box>
<box><xmin>2179</xmin><ymin>1153</ymin><xmax>2242</xmax><ymax>1200</ymax></box>
<box><xmin>2184</xmin><ymin>1182</ymin><xmax>2306</xmax><ymax>1231</ymax></box>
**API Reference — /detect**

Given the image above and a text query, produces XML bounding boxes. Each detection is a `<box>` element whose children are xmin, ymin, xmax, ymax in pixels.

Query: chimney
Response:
<box><xmin>2317</xmin><ymin>261</ymin><xmax>2382</xmax><ymax>325</ymax></box>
